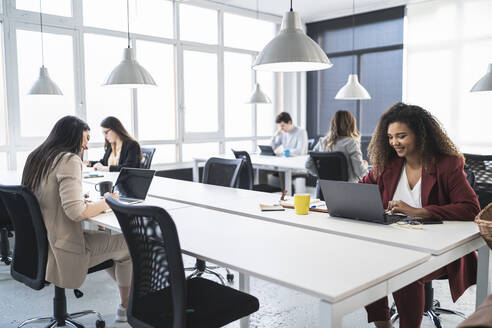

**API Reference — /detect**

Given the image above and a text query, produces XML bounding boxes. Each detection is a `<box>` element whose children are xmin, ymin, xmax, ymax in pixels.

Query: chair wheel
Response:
<box><xmin>96</xmin><ymin>319</ymin><xmax>105</xmax><ymax>328</ymax></box>
<box><xmin>2</xmin><ymin>257</ymin><xmax>11</xmax><ymax>265</ymax></box>
<box><xmin>227</xmin><ymin>273</ymin><xmax>234</xmax><ymax>282</ymax></box>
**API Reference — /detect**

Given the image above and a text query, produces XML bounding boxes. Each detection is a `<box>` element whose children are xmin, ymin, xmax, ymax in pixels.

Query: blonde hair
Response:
<box><xmin>325</xmin><ymin>110</ymin><xmax>360</xmax><ymax>151</ymax></box>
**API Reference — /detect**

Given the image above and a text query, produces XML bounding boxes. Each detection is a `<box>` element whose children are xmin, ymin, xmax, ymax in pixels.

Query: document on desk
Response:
<box><xmin>259</xmin><ymin>204</ymin><xmax>285</xmax><ymax>211</ymax></box>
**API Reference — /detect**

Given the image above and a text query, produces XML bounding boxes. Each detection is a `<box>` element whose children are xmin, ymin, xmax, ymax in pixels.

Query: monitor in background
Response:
<box><xmin>114</xmin><ymin>168</ymin><xmax>156</xmax><ymax>203</ymax></box>
<box><xmin>258</xmin><ymin>145</ymin><xmax>276</xmax><ymax>156</ymax></box>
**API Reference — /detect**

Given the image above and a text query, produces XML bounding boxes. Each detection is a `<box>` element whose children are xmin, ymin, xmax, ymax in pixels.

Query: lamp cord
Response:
<box><xmin>126</xmin><ymin>0</ymin><xmax>130</xmax><ymax>48</ymax></box>
<box><xmin>352</xmin><ymin>0</ymin><xmax>356</xmax><ymax>74</ymax></box>
<box><xmin>290</xmin><ymin>0</ymin><xmax>293</xmax><ymax>12</ymax></box>
<box><xmin>39</xmin><ymin>0</ymin><xmax>45</xmax><ymax>66</ymax></box>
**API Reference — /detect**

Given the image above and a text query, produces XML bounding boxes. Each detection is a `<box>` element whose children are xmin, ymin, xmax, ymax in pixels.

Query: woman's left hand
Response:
<box><xmin>93</xmin><ymin>163</ymin><xmax>109</xmax><ymax>172</ymax></box>
<box><xmin>390</xmin><ymin>200</ymin><xmax>432</xmax><ymax>218</ymax></box>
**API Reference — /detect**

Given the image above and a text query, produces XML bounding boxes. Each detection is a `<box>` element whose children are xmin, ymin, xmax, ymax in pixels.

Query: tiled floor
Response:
<box><xmin>0</xmin><ymin>254</ymin><xmax>476</xmax><ymax>328</ymax></box>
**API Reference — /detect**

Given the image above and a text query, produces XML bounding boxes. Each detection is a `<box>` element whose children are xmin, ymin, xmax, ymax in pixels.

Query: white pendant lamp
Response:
<box><xmin>246</xmin><ymin>1</ymin><xmax>271</xmax><ymax>104</ymax></box>
<box><xmin>335</xmin><ymin>0</ymin><xmax>370</xmax><ymax>100</ymax></box>
<box><xmin>252</xmin><ymin>0</ymin><xmax>332</xmax><ymax>72</ymax></box>
<box><xmin>28</xmin><ymin>0</ymin><xmax>62</xmax><ymax>95</ymax></box>
<box><xmin>471</xmin><ymin>64</ymin><xmax>492</xmax><ymax>92</ymax></box>
<box><xmin>103</xmin><ymin>0</ymin><xmax>156</xmax><ymax>87</ymax></box>
<box><xmin>246</xmin><ymin>83</ymin><xmax>271</xmax><ymax>104</ymax></box>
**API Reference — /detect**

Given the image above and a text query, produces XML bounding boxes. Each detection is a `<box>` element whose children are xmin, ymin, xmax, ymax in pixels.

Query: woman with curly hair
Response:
<box><xmin>305</xmin><ymin>110</ymin><xmax>368</xmax><ymax>182</ymax></box>
<box><xmin>362</xmin><ymin>102</ymin><xmax>479</xmax><ymax>328</ymax></box>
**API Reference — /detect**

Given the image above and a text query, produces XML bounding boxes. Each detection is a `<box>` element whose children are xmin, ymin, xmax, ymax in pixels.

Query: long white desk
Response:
<box><xmin>90</xmin><ymin>199</ymin><xmax>431</xmax><ymax>327</ymax></box>
<box><xmin>193</xmin><ymin>154</ymin><xmax>309</xmax><ymax>195</ymax></box>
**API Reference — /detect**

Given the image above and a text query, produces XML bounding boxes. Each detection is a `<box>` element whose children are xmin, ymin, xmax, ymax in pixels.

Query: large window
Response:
<box><xmin>306</xmin><ymin>7</ymin><xmax>404</xmax><ymax>142</ymax></box>
<box><xmin>1</xmin><ymin>0</ymin><xmax>280</xmax><ymax>169</ymax></box>
<box><xmin>16</xmin><ymin>28</ymin><xmax>76</xmax><ymax>137</ymax></box>
<box><xmin>405</xmin><ymin>0</ymin><xmax>492</xmax><ymax>152</ymax></box>
<box><xmin>84</xmin><ymin>33</ymin><xmax>132</xmax><ymax>143</ymax></box>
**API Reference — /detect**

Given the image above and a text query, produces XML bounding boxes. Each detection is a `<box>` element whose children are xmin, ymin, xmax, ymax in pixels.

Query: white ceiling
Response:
<box><xmin>208</xmin><ymin>0</ymin><xmax>423</xmax><ymax>23</ymax></box>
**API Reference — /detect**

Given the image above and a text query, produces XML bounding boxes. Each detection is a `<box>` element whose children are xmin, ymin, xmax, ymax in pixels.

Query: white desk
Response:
<box><xmin>146</xmin><ymin>175</ymin><xmax>491</xmax><ymax>307</ymax></box>
<box><xmin>192</xmin><ymin>154</ymin><xmax>309</xmax><ymax>195</ymax></box>
<box><xmin>90</xmin><ymin>202</ymin><xmax>430</xmax><ymax>328</ymax></box>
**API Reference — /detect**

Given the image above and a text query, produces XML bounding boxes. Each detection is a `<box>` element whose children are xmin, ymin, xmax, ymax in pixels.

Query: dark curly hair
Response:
<box><xmin>368</xmin><ymin>102</ymin><xmax>462</xmax><ymax>175</ymax></box>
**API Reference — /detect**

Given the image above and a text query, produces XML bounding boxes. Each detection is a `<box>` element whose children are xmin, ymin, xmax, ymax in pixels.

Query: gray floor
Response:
<box><xmin>0</xmin><ymin>254</ymin><xmax>476</xmax><ymax>328</ymax></box>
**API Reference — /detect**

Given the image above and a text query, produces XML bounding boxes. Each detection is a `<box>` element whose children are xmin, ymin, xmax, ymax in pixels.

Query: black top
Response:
<box><xmin>89</xmin><ymin>140</ymin><xmax>141</xmax><ymax>172</ymax></box>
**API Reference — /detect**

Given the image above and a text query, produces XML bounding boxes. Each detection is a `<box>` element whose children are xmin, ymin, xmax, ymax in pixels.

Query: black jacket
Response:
<box><xmin>89</xmin><ymin>140</ymin><xmax>141</xmax><ymax>172</ymax></box>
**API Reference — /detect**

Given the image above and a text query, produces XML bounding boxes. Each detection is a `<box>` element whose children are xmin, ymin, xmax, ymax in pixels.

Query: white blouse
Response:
<box><xmin>392</xmin><ymin>165</ymin><xmax>422</xmax><ymax>208</ymax></box>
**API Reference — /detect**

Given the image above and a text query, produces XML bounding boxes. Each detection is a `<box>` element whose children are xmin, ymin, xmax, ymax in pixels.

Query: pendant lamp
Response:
<box><xmin>246</xmin><ymin>0</ymin><xmax>271</xmax><ymax>104</ymax></box>
<box><xmin>335</xmin><ymin>0</ymin><xmax>370</xmax><ymax>100</ymax></box>
<box><xmin>28</xmin><ymin>0</ymin><xmax>62</xmax><ymax>95</ymax></box>
<box><xmin>103</xmin><ymin>0</ymin><xmax>156</xmax><ymax>87</ymax></box>
<box><xmin>252</xmin><ymin>0</ymin><xmax>332</xmax><ymax>72</ymax></box>
<box><xmin>471</xmin><ymin>64</ymin><xmax>492</xmax><ymax>92</ymax></box>
<box><xmin>246</xmin><ymin>82</ymin><xmax>271</xmax><ymax>104</ymax></box>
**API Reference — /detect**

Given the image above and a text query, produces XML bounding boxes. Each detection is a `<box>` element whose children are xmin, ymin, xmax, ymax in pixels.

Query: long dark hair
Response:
<box><xmin>101</xmin><ymin>116</ymin><xmax>141</xmax><ymax>160</ymax></box>
<box><xmin>368</xmin><ymin>102</ymin><xmax>462</xmax><ymax>175</ymax></box>
<box><xmin>22</xmin><ymin>116</ymin><xmax>90</xmax><ymax>191</ymax></box>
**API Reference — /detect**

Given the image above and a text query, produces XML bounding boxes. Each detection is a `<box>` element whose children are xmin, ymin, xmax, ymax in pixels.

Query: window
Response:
<box><xmin>182</xmin><ymin>142</ymin><xmax>219</xmax><ymax>162</ymax></box>
<box><xmin>256</xmin><ymin>71</ymin><xmax>276</xmax><ymax>137</ymax></box>
<box><xmin>0</xmin><ymin>24</ymin><xmax>7</xmax><ymax>145</ymax></box>
<box><xmin>224</xmin><ymin>52</ymin><xmax>253</xmax><ymax>138</ymax></box>
<box><xmin>224</xmin><ymin>13</ymin><xmax>276</xmax><ymax>51</ymax></box>
<box><xmin>16</xmin><ymin>0</ymin><xmax>72</xmax><ymax>16</ymax></box>
<box><xmin>136</xmin><ymin>40</ymin><xmax>175</xmax><ymax>141</ymax></box>
<box><xmin>179</xmin><ymin>4</ymin><xmax>217</xmax><ymax>44</ymax></box>
<box><xmin>225</xmin><ymin>140</ymin><xmax>254</xmax><ymax>154</ymax></box>
<box><xmin>0</xmin><ymin>153</ymin><xmax>7</xmax><ymax>171</ymax></box>
<box><xmin>84</xmin><ymin>33</ymin><xmax>132</xmax><ymax>143</ymax></box>
<box><xmin>183</xmin><ymin>50</ymin><xmax>218</xmax><ymax>133</ymax></box>
<box><xmin>144</xmin><ymin>144</ymin><xmax>176</xmax><ymax>164</ymax></box>
<box><xmin>405</xmin><ymin>0</ymin><xmax>492</xmax><ymax>147</ymax></box>
<box><xmin>16</xmin><ymin>28</ymin><xmax>75</xmax><ymax>137</ymax></box>
<box><xmin>83</xmin><ymin>0</ymin><xmax>128</xmax><ymax>32</ymax></box>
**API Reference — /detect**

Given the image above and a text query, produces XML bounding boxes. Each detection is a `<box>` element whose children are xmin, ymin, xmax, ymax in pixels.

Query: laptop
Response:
<box><xmin>113</xmin><ymin>168</ymin><xmax>156</xmax><ymax>204</ymax></box>
<box><xmin>319</xmin><ymin>180</ymin><xmax>408</xmax><ymax>225</ymax></box>
<box><xmin>258</xmin><ymin>145</ymin><xmax>276</xmax><ymax>156</ymax></box>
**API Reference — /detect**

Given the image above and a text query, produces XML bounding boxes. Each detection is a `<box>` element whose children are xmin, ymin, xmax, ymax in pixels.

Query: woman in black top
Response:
<box><xmin>87</xmin><ymin>117</ymin><xmax>142</xmax><ymax>172</ymax></box>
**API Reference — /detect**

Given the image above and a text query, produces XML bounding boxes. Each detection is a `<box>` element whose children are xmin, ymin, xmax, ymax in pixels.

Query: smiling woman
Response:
<box><xmin>360</xmin><ymin>102</ymin><xmax>480</xmax><ymax>328</ymax></box>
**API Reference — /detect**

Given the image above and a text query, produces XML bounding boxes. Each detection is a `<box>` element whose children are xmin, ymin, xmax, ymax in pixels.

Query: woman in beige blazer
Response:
<box><xmin>22</xmin><ymin>116</ymin><xmax>132</xmax><ymax>323</ymax></box>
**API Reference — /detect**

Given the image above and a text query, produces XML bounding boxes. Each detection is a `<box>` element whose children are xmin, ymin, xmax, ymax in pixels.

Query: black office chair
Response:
<box><xmin>186</xmin><ymin>157</ymin><xmax>243</xmax><ymax>284</ymax></box>
<box><xmin>390</xmin><ymin>169</ymin><xmax>477</xmax><ymax>327</ymax></box>
<box><xmin>0</xmin><ymin>185</ymin><xmax>113</xmax><ymax>328</ymax></box>
<box><xmin>232</xmin><ymin>150</ymin><xmax>281</xmax><ymax>193</ymax></box>
<box><xmin>0</xmin><ymin>200</ymin><xmax>13</xmax><ymax>265</ymax></box>
<box><xmin>106</xmin><ymin>197</ymin><xmax>259</xmax><ymax>328</ymax></box>
<box><xmin>464</xmin><ymin>153</ymin><xmax>492</xmax><ymax>209</ymax></box>
<box><xmin>309</xmin><ymin>151</ymin><xmax>349</xmax><ymax>200</ymax></box>
<box><xmin>308</xmin><ymin>138</ymin><xmax>317</xmax><ymax>151</ymax></box>
<box><xmin>141</xmin><ymin>147</ymin><xmax>156</xmax><ymax>169</ymax></box>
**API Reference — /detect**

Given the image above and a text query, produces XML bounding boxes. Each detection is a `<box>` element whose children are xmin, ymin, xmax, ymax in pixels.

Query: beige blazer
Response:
<box><xmin>34</xmin><ymin>153</ymin><xmax>89</xmax><ymax>289</ymax></box>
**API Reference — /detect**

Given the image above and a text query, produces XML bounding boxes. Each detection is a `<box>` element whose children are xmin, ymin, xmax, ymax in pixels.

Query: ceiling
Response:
<box><xmin>207</xmin><ymin>0</ymin><xmax>424</xmax><ymax>23</ymax></box>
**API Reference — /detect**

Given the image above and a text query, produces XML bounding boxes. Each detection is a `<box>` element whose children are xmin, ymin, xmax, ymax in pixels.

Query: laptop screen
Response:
<box><xmin>114</xmin><ymin>168</ymin><xmax>156</xmax><ymax>200</ymax></box>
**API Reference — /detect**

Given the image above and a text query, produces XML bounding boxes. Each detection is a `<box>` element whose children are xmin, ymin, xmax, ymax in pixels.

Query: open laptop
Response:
<box><xmin>113</xmin><ymin>168</ymin><xmax>156</xmax><ymax>204</ymax></box>
<box><xmin>319</xmin><ymin>180</ymin><xmax>408</xmax><ymax>225</ymax></box>
<box><xmin>258</xmin><ymin>145</ymin><xmax>276</xmax><ymax>156</ymax></box>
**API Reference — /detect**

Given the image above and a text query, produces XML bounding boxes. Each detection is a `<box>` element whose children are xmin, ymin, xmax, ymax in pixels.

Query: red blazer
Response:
<box><xmin>360</xmin><ymin>154</ymin><xmax>479</xmax><ymax>301</ymax></box>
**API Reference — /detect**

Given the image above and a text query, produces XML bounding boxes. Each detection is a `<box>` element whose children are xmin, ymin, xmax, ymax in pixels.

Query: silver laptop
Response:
<box><xmin>319</xmin><ymin>180</ymin><xmax>406</xmax><ymax>225</ymax></box>
<box><xmin>258</xmin><ymin>145</ymin><xmax>276</xmax><ymax>156</ymax></box>
<box><xmin>113</xmin><ymin>168</ymin><xmax>156</xmax><ymax>204</ymax></box>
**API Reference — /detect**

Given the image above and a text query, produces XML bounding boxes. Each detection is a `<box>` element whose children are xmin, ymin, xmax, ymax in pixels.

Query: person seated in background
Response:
<box><xmin>305</xmin><ymin>110</ymin><xmax>368</xmax><ymax>182</ymax></box>
<box><xmin>361</xmin><ymin>102</ymin><xmax>480</xmax><ymax>328</ymax></box>
<box><xmin>271</xmin><ymin>112</ymin><xmax>308</xmax><ymax>156</ymax></box>
<box><xmin>22</xmin><ymin>116</ymin><xmax>132</xmax><ymax>323</ymax></box>
<box><xmin>86</xmin><ymin>116</ymin><xmax>141</xmax><ymax>172</ymax></box>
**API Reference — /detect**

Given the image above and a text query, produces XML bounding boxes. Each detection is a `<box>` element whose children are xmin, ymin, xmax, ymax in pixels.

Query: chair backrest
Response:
<box><xmin>140</xmin><ymin>147</ymin><xmax>156</xmax><ymax>170</ymax></box>
<box><xmin>464</xmin><ymin>167</ymin><xmax>477</xmax><ymax>193</ymax></box>
<box><xmin>106</xmin><ymin>198</ymin><xmax>186</xmax><ymax>328</ymax></box>
<box><xmin>202</xmin><ymin>157</ymin><xmax>243</xmax><ymax>188</ymax></box>
<box><xmin>0</xmin><ymin>198</ymin><xmax>12</xmax><ymax>230</ymax></box>
<box><xmin>308</xmin><ymin>138</ymin><xmax>317</xmax><ymax>151</ymax></box>
<box><xmin>0</xmin><ymin>185</ymin><xmax>47</xmax><ymax>290</ymax></box>
<box><xmin>464</xmin><ymin>153</ymin><xmax>492</xmax><ymax>185</ymax></box>
<box><xmin>309</xmin><ymin>151</ymin><xmax>349</xmax><ymax>181</ymax></box>
<box><xmin>232</xmin><ymin>150</ymin><xmax>254</xmax><ymax>190</ymax></box>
